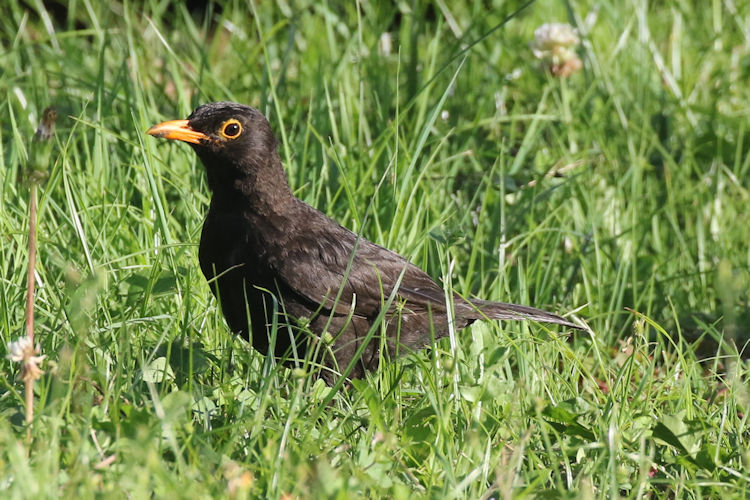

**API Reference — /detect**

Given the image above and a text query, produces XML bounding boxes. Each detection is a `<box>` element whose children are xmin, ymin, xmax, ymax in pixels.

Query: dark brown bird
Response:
<box><xmin>147</xmin><ymin>102</ymin><xmax>581</xmax><ymax>381</ymax></box>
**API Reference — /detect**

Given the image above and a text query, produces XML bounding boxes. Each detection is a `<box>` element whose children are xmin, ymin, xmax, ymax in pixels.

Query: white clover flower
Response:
<box><xmin>7</xmin><ymin>336</ymin><xmax>33</xmax><ymax>362</ymax></box>
<box><xmin>532</xmin><ymin>23</ymin><xmax>579</xmax><ymax>58</ymax></box>
<box><xmin>531</xmin><ymin>22</ymin><xmax>582</xmax><ymax>77</ymax></box>
<box><xmin>7</xmin><ymin>336</ymin><xmax>46</xmax><ymax>381</ymax></box>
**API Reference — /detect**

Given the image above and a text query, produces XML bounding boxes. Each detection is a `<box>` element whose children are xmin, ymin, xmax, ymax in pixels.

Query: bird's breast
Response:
<box><xmin>200</xmin><ymin>210</ymin><xmax>259</xmax><ymax>281</ymax></box>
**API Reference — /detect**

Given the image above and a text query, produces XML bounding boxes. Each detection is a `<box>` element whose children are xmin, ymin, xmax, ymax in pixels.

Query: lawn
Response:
<box><xmin>1</xmin><ymin>0</ymin><xmax>748</xmax><ymax>498</ymax></box>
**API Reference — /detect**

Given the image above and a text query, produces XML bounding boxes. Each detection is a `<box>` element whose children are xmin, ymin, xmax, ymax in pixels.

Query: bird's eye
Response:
<box><xmin>220</xmin><ymin>119</ymin><xmax>242</xmax><ymax>139</ymax></box>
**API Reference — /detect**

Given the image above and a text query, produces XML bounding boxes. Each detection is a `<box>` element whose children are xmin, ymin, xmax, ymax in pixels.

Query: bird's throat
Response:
<box><xmin>204</xmin><ymin>154</ymin><xmax>294</xmax><ymax>216</ymax></box>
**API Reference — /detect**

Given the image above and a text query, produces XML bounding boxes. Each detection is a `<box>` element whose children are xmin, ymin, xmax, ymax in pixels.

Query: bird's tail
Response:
<box><xmin>465</xmin><ymin>299</ymin><xmax>582</xmax><ymax>330</ymax></box>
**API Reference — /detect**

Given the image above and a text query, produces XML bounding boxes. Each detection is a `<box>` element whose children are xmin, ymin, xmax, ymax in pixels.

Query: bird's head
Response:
<box><xmin>148</xmin><ymin>102</ymin><xmax>286</xmax><ymax>198</ymax></box>
<box><xmin>148</xmin><ymin>101</ymin><xmax>278</xmax><ymax>169</ymax></box>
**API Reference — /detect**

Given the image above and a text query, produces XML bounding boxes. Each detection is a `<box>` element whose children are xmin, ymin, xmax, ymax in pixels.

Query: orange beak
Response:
<box><xmin>146</xmin><ymin>119</ymin><xmax>209</xmax><ymax>145</ymax></box>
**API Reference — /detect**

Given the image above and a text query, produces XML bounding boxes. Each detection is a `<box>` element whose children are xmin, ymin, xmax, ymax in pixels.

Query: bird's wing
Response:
<box><xmin>266</xmin><ymin>224</ymin><xmax>448</xmax><ymax>318</ymax></box>
<box><xmin>264</xmin><ymin>208</ymin><xmax>580</xmax><ymax>330</ymax></box>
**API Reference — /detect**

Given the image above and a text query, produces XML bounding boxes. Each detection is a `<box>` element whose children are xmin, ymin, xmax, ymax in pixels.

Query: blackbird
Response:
<box><xmin>147</xmin><ymin>101</ymin><xmax>581</xmax><ymax>381</ymax></box>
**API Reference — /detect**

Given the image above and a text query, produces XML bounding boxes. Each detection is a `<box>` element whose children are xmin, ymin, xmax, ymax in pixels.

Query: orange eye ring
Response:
<box><xmin>220</xmin><ymin>119</ymin><xmax>242</xmax><ymax>139</ymax></box>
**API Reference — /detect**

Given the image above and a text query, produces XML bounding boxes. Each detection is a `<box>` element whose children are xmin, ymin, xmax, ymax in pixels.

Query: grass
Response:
<box><xmin>1</xmin><ymin>0</ymin><xmax>749</xmax><ymax>497</ymax></box>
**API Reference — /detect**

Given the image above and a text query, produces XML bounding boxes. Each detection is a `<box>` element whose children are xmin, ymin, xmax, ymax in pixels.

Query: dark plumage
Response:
<box><xmin>147</xmin><ymin>101</ymin><xmax>581</xmax><ymax>381</ymax></box>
